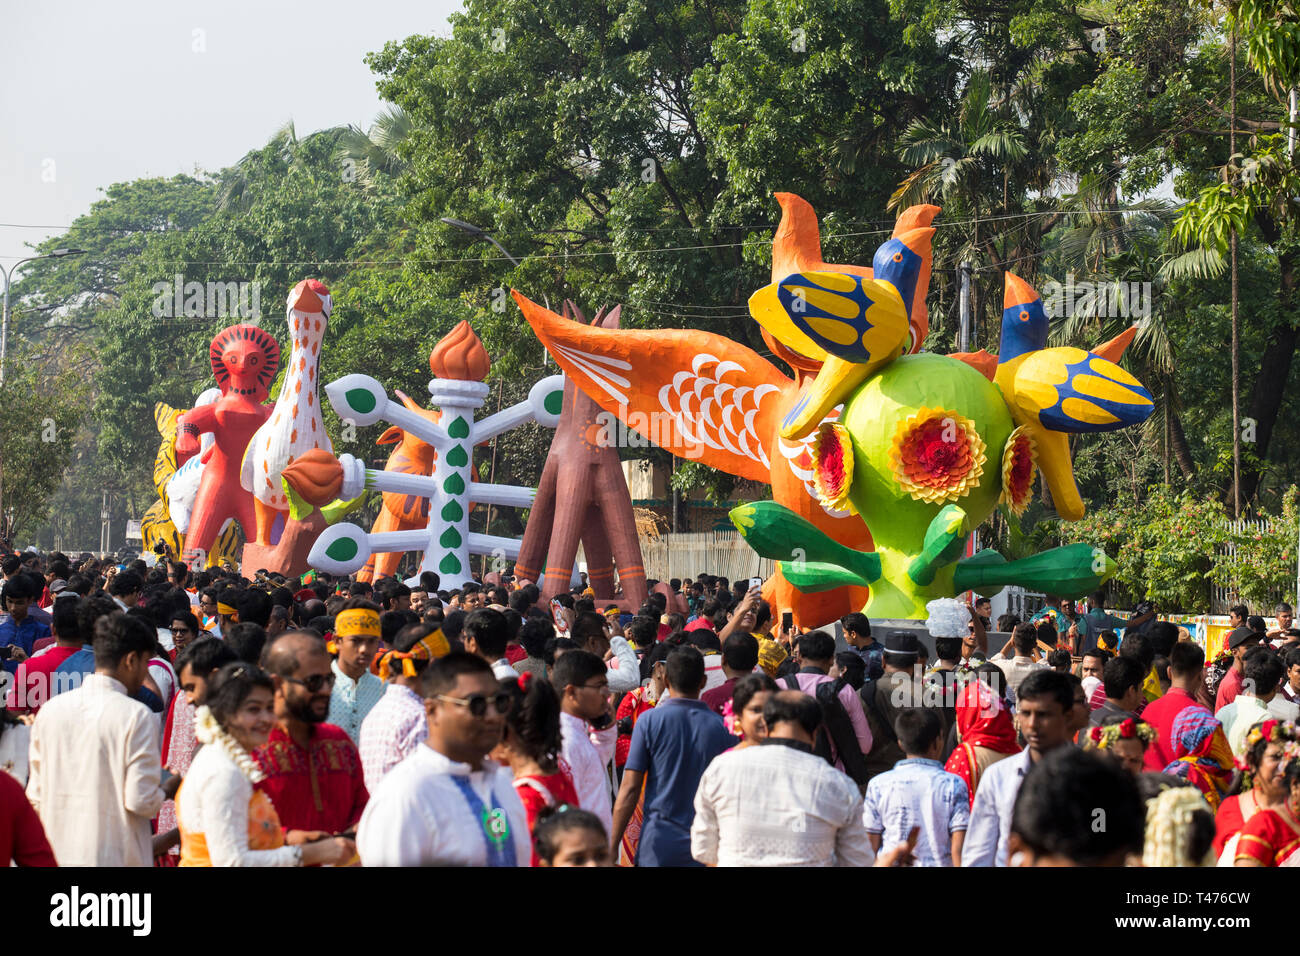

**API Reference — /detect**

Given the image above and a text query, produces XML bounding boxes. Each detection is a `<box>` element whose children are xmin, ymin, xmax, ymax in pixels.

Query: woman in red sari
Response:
<box><xmin>1214</xmin><ymin>719</ymin><xmax>1295</xmax><ymax>864</ymax></box>
<box><xmin>944</xmin><ymin>670</ymin><xmax>1020</xmax><ymax>807</ymax></box>
<box><xmin>1235</xmin><ymin>754</ymin><xmax>1300</xmax><ymax>866</ymax></box>
<box><xmin>492</xmin><ymin>672</ymin><xmax>578</xmax><ymax>867</ymax></box>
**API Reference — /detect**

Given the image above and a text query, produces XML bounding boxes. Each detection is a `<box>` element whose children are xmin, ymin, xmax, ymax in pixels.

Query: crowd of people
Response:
<box><xmin>1</xmin><ymin>547</ymin><xmax>1299</xmax><ymax>868</ymax></box>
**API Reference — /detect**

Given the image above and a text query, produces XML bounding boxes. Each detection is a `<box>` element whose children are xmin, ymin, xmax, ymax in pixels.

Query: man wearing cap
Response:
<box><xmin>1215</xmin><ymin>626</ymin><xmax>1262</xmax><ymax>711</ymax></box>
<box><xmin>328</xmin><ymin>601</ymin><xmax>386</xmax><ymax>743</ymax></box>
<box><xmin>859</xmin><ymin>631</ymin><xmax>925</xmax><ymax>779</ymax></box>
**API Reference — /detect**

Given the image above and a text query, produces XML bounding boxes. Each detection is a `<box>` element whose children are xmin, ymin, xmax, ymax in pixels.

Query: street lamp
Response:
<box><xmin>439</xmin><ymin>218</ymin><xmax>522</xmax><ymax>267</ymax></box>
<box><xmin>439</xmin><ymin>215</ymin><xmax>549</xmax><ymax>348</ymax></box>
<box><xmin>1</xmin><ymin>248</ymin><xmax>86</xmax><ymax>388</ymax></box>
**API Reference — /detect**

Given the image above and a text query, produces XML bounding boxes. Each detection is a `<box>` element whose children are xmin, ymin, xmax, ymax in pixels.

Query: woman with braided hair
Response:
<box><xmin>1141</xmin><ymin>779</ymin><xmax>1217</xmax><ymax>867</ymax></box>
<box><xmin>176</xmin><ymin>662</ymin><xmax>354</xmax><ymax>866</ymax></box>
<box><xmin>490</xmin><ymin>671</ymin><xmax>578</xmax><ymax>866</ymax></box>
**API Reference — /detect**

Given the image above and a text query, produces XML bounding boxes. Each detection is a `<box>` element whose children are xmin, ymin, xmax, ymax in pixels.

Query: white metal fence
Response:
<box><xmin>638</xmin><ymin>531</ymin><xmax>774</xmax><ymax>584</ymax></box>
<box><xmin>1211</xmin><ymin>517</ymin><xmax>1291</xmax><ymax>613</ymax></box>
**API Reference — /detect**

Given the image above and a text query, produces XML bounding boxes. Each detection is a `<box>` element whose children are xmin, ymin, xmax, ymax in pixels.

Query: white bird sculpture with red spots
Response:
<box><xmin>241</xmin><ymin>279</ymin><xmax>332</xmax><ymax>544</ymax></box>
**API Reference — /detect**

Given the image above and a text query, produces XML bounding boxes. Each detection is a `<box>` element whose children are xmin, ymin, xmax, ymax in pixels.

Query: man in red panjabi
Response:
<box><xmin>255</xmin><ymin>631</ymin><xmax>368</xmax><ymax>842</ymax></box>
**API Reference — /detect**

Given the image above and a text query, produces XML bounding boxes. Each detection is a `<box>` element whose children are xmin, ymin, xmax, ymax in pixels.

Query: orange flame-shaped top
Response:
<box><xmin>429</xmin><ymin>320</ymin><xmax>490</xmax><ymax>381</ymax></box>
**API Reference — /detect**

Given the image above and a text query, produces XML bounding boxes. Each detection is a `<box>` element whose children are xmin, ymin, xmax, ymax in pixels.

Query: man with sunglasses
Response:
<box><xmin>254</xmin><ymin>631</ymin><xmax>369</xmax><ymax>845</ymax></box>
<box><xmin>357</xmin><ymin>651</ymin><xmax>529</xmax><ymax>866</ymax></box>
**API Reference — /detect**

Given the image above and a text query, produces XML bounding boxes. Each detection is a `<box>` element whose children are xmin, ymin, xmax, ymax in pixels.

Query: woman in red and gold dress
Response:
<box><xmin>492</xmin><ymin>672</ymin><xmax>579</xmax><ymax>867</ymax></box>
<box><xmin>614</xmin><ymin>644</ymin><xmax>672</xmax><ymax>865</ymax></box>
<box><xmin>1214</xmin><ymin>719</ymin><xmax>1295</xmax><ymax>865</ymax></box>
<box><xmin>1235</xmin><ymin>735</ymin><xmax>1300</xmax><ymax>866</ymax></box>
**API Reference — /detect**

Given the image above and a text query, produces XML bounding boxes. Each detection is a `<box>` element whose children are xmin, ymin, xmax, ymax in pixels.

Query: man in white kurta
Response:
<box><xmin>553</xmin><ymin>652</ymin><xmax>618</xmax><ymax>833</ymax></box>
<box><xmin>691</xmin><ymin>690</ymin><xmax>874</xmax><ymax>867</ymax></box>
<box><xmin>356</xmin><ymin>651</ymin><xmax>529</xmax><ymax>866</ymax></box>
<box><xmin>27</xmin><ymin>614</ymin><xmax>167</xmax><ymax>866</ymax></box>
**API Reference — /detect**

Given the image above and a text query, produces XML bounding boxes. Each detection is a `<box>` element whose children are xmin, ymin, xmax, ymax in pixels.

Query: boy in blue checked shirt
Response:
<box><xmin>863</xmin><ymin>707</ymin><xmax>969</xmax><ymax>866</ymax></box>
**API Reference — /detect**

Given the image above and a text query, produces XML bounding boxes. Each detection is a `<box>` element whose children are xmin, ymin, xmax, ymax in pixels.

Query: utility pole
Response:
<box><xmin>958</xmin><ymin>263</ymin><xmax>973</xmax><ymax>352</ymax></box>
<box><xmin>1230</xmin><ymin>20</ymin><xmax>1241</xmax><ymax>518</ymax></box>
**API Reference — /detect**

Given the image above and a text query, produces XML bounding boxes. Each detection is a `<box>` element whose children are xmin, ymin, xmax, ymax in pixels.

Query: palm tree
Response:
<box><xmin>335</xmin><ymin>106</ymin><xmax>412</xmax><ymax>190</ymax></box>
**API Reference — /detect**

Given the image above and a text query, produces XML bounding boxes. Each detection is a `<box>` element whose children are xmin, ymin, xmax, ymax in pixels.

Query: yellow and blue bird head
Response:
<box><xmin>999</xmin><ymin>272</ymin><xmax>1049</xmax><ymax>365</ymax></box>
<box><xmin>993</xmin><ymin>272</ymin><xmax>1154</xmax><ymax>520</ymax></box>
<box><xmin>750</xmin><ymin>225</ymin><xmax>936</xmax><ymax>440</ymax></box>
<box><xmin>871</xmin><ymin>234</ymin><xmax>929</xmax><ymax>348</ymax></box>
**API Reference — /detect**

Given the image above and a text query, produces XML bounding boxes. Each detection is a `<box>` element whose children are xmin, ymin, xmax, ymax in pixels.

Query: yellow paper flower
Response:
<box><xmin>811</xmin><ymin>422</ymin><xmax>857</xmax><ymax>514</ymax></box>
<box><xmin>887</xmin><ymin>407</ymin><xmax>986</xmax><ymax>504</ymax></box>
<box><xmin>998</xmin><ymin>425</ymin><xmax>1038</xmax><ymax>516</ymax></box>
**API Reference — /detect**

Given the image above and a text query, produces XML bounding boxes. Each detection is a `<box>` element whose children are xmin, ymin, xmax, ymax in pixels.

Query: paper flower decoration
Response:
<box><xmin>812</xmin><ymin>422</ymin><xmax>856</xmax><ymax>514</ymax></box>
<box><xmin>998</xmin><ymin>425</ymin><xmax>1037</xmax><ymax>516</ymax></box>
<box><xmin>924</xmin><ymin>597</ymin><xmax>970</xmax><ymax>638</ymax></box>
<box><xmin>1087</xmin><ymin>717</ymin><xmax>1157</xmax><ymax>749</ymax></box>
<box><xmin>887</xmin><ymin>407</ymin><xmax>986</xmax><ymax>504</ymax></box>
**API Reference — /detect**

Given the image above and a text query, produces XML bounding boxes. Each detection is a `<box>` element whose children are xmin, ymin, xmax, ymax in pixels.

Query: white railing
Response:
<box><xmin>1211</xmin><ymin>518</ymin><xmax>1290</xmax><ymax>613</ymax></box>
<box><xmin>637</xmin><ymin>530</ymin><xmax>774</xmax><ymax>583</ymax></box>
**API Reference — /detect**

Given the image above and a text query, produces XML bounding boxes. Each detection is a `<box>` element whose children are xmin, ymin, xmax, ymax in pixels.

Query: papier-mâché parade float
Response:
<box><xmin>729</xmin><ymin>196</ymin><xmax>1154</xmax><ymax>620</ymax></box>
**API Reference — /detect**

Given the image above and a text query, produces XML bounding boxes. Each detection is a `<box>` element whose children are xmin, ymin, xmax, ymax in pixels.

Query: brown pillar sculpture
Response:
<box><xmin>516</xmin><ymin>302</ymin><xmax>650</xmax><ymax>612</ymax></box>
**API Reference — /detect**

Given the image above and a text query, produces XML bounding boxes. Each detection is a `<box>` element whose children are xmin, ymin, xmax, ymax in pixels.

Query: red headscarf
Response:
<box><xmin>944</xmin><ymin>679</ymin><xmax>1021</xmax><ymax>806</ymax></box>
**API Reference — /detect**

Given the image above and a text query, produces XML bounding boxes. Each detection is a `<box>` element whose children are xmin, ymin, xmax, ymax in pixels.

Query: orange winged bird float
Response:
<box><xmin>513</xmin><ymin>193</ymin><xmax>939</xmax><ymax>628</ymax></box>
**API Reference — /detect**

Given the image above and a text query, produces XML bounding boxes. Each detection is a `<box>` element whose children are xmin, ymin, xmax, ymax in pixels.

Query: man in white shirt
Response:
<box><xmin>989</xmin><ymin>623</ymin><xmax>1048</xmax><ymax>700</ymax></box>
<box><xmin>462</xmin><ymin>608</ymin><xmax>519</xmax><ymax>680</ymax></box>
<box><xmin>691</xmin><ymin>690</ymin><xmax>875</xmax><ymax>867</ymax></box>
<box><xmin>571</xmin><ymin>609</ymin><xmax>640</xmax><ymax>694</ymax></box>
<box><xmin>552</xmin><ymin>649</ymin><xmax>617</xmax><ymax>832</ymax></box>
<box><xmin>963</xmin><ymin>669</ymin><xmax>1074</xmax><ymax>867</ymax></box>
<box><xmin>27</xmin><ymin>612</ymin><xmax>175</xmax><ymax>866</ymax></box>
<box><xmin>1220</xmin><ymin>649</ymin><xmax>1297</xmax><ymax>755</ymax></box>
<box><xmin>356</xmin><ymin>651</ymin><xmax>530</xmax><ymax>866</ymax></box>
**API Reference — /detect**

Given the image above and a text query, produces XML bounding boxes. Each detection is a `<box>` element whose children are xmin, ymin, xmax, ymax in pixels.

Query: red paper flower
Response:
<box><xmin>887</xmin><ymin>407</ymin><xmax>986</xmax><ymax>504</ymax></box>
<box><xmin>812</xmin><ymin>422</ymin><xmax>856</xmax><ymax>513</ymax></box>
<box><xmin>999</xmin><ymin>426</ymin><xmax>1037</xmax><ymax>516</ymax></box>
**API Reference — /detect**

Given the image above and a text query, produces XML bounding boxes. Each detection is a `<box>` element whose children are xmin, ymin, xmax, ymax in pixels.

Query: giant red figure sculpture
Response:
<box><xmin>175</xmin><ymin>324</ymin><xmax>281</xmax><ymax>558</ymax></box>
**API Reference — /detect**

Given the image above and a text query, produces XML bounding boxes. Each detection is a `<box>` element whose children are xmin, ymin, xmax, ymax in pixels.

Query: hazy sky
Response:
<box><xmin>0</xmin><ymin>0</ymin><xmax>461</xmax><ymax>271</ymax></box>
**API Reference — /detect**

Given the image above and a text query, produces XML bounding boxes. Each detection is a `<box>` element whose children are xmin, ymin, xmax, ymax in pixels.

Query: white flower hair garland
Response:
<box><xmin>194</xmin><ymin>704</ymin><xmax>265</xmax><ymax>784</ymax></box>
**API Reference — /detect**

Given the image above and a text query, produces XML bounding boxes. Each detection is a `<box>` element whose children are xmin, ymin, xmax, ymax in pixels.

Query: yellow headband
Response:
<box><xmin>335</xmin><ymin>608</ymin><xmax>381</xmax><ymax>639</ymax></box>
<box><xmin>216</xmin><ymin>602</ymin><xmax>237</xmax><ymax>617</ymax></box>
<box><xmin>410</xmin><ymin>628</ymin><xmax>451</xmax><ymax>661</ymax></box>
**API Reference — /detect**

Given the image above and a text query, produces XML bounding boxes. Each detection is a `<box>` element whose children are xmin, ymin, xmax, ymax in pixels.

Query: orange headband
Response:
<box><xmin>378</xmin><ymin>650</ymin><xmax>419</xmax><ymax>682</ymax></box>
